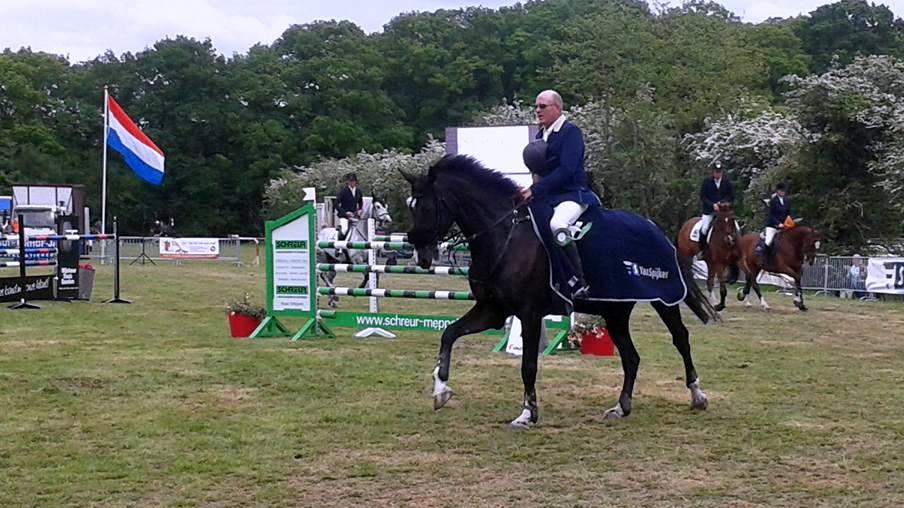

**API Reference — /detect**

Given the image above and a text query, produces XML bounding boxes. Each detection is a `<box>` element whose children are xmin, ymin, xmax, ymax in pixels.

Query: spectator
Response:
<box><xmin>848</xmin><ymin>254</ymin><xmax>867</xmax><ymax>299</ymax></box>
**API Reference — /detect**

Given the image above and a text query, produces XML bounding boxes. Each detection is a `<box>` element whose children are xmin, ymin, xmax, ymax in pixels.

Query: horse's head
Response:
<box><xmin>800</xmin><ymin>227</ymin><xmax>821</xmax><ymax>265</ymax></box>
<box><xmin>713</xmin><ymin>203</ymin><xmax>738</xmax><ymax>248</ymax></box>
<box><xmin>402</xmin><ymin>168</ymin><xmax>456</xmax><ymax>268</ymax></box>
<box><xmin>372</xmin><ymin>199</ymin><xmax>393</xmax><ymax>228</ymax></box>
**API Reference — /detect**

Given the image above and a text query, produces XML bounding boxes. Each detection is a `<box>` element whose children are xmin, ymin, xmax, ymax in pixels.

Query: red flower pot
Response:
<box><xmin>228</xmin><ymin>312</ymin><xmax>262</xmax><ymax>338</ymax></box>
<box><xmin>580</xmin><ymin>328</ymin><xmax>615</xmax><ymax>356</ymax></box>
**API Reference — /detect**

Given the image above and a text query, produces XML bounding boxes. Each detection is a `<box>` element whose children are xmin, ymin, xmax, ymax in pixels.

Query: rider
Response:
<box><xmin>520</xmin><ymin>89</ymin><xmax>601</xmax><ymax>299</ymax></box>
<box><xmin>335</xmin><ymin>172</ymin><xmax>363</xmax><ymax>240</ymax></box>
<box><xmin>698</xmin><ymin>160</ymin><xmax>735</xmax><ymax>253</ymax></box>
<box><xmin>757</xmin><ymin>181</ymin><xmax>792</xmax><ymax>259</ymax></box>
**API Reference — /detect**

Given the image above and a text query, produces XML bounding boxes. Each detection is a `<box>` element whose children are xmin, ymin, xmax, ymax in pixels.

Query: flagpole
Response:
<box><xmin>101</xmin><ymin>85</ymin><xmax>109</xmax><ymax>262</ymax></box>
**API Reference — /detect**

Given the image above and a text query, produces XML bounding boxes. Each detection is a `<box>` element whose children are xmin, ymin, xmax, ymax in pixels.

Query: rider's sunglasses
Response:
<box><xmin>535</xmin><ymin>103</ymin><xmax>553</xmax><ymax>110</ymax></box>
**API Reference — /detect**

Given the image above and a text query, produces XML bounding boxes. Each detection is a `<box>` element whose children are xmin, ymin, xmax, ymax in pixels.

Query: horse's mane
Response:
<box><xmin>429</xmin><ymin>155</ymin><xmax>520</xmax><ymax>197</ymax></box>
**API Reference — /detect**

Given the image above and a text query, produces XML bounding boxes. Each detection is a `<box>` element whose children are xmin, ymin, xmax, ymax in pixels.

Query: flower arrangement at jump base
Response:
<box><xmin>225</xmin><ymin>293</ymin><xmax>266</xmax><ymax>338</ymax></box>
<box><xmin>569</xmin><ymin>314</ymin><xmax>614</xmax><ymax>356</ymax></box>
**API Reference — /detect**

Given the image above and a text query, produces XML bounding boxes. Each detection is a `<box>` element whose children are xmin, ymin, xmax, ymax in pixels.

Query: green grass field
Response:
<box><xmin>2</xmin><ymin>260</ymin><xmax>903</xmax><ymax>507</ymax></box>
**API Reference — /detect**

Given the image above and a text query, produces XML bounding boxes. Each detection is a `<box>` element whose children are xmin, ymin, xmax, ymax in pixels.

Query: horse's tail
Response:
<box><xmin>677</xmin><ymin>253</ymin><xmax>721</xmax><ymax>324</ymax></box>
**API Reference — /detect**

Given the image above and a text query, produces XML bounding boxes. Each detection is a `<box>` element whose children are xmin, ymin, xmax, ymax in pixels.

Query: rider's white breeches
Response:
<box><xmin>550</xmin><ymin>201</ymin><xmax>588</xmax><ymax>239</ymax></box>
<box><xmin>765</xmin><ymin>226</ymin><xmax>778</xmax><ymax>246</ymax></box>
<box><xmin>700</xmin><ymin>213</ymin><xmax>714</xmax><ymax>235</ymax></box>
<box><xmin>338</xmin><ymin>217</ymin><xmax>349</xmax><ymax>236</ymax></box>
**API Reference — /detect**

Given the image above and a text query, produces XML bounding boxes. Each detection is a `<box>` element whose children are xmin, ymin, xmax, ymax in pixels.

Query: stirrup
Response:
<box><xmin>572</xmin><ymin>221</ymin><xmax>592</xmax><ymax>241</ymax></box>
<box><xmin>572</xmin><ymin>285</ymin><xmax>591</xmax><ymax>299</ymax></box>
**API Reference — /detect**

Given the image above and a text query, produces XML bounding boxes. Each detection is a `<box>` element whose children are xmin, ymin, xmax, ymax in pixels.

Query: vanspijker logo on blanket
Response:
<box><xmin>623</xmin><ymin>261</ymin><xmax>669</xmax><ymax>280</ymax></box>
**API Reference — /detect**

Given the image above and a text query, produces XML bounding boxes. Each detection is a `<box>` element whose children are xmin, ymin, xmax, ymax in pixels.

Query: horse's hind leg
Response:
<box><xmin>599</xmin><ymin>303</ymin><xmax>638</xmax><ymax>419</ymax></box>
<box><xmin>750</xmin><ymin>273</ymin><xmax>769</xmax><ymax>311</ymax></box>
<box><xmin>511</xmin><ymin>312</ymin><xmax>543</xmax><ymax>429</ymax></box>
<box><xmin>652</xmin><ymin>302</ymin><xmax>708</xmax><ymax>411</ymax></box>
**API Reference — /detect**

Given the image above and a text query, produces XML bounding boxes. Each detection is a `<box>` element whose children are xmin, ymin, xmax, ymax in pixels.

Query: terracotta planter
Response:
<box><xmin>228</xmin><ymin>312</ymin><xmax>262</xmax><ymax>338</ymax></box>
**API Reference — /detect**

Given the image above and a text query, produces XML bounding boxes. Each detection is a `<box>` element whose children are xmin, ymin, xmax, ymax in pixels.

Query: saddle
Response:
<box><xmin>689</xmin><ymin>221</ymin><xmax>712</xmax><ymax>244</ymax></box>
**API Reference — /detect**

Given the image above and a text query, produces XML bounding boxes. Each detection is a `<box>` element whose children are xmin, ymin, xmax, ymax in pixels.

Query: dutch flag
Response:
<box><xmin>106</xmin><ymin>96</ymin><xmax>165</xmax><ymax>185</ymax></box>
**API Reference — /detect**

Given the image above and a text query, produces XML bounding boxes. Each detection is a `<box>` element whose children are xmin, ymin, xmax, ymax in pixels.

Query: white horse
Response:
<box><xmin>317</xmin><ymin>200</ymin><xmax>393</xmax><ymax>307</ymax></box>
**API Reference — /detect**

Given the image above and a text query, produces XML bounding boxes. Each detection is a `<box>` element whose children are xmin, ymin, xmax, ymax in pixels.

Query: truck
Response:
<box><xmin>10</xmin><ymin>184</ymin><xmax>88</xmax><ymax>236</ymax></box>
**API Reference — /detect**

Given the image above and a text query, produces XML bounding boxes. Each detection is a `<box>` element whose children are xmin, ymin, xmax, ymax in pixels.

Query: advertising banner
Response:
<box><xmin>0</xmin><ymin>275</ymin><xmax>53</xmax><ymax>302</ymax></box>
<box><xmin>866</xmin><ymin>257</ymin><xmax>904</xmax><ymax>294</ymax></box>
<box><xmin>159</xmin><ymin>238</ymin><xmax>219</xmax><ymax>259</ymax></box>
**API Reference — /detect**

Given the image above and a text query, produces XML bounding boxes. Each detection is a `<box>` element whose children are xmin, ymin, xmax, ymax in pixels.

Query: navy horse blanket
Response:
<box><xmin>528</xmin><ymin>204</ymin><xmax>687</xmax><ymax>306</ymax></box>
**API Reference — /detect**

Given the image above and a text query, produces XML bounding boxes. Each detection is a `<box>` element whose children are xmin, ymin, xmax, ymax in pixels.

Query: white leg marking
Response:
<box><xmin>432</xmin><ymin>366</ymin><xmax>454</xmax><ymax>410</ymax></box>
<box><xmin>603</xmin><ymin>403</ymin><xmax>625</xmax><ymax>420</ymax></box>
<box><xmin>510</xmin><ymin>409</ymin><xmax>533</xmax><ymax>429</ymax></box>
<box><xmin>760</xmin><ymin>296</ymin><xmax>770</xmax><ymax>311</ymax></box>
<box><xmin>689</xmin><ymin>379</ymin><xmax>708</xmax><ymax>410</ymax></box>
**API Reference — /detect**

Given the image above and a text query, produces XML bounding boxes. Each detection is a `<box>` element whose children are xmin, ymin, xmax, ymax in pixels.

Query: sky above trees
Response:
<box><xmin>2</xmin><ymin>0</ymin><xmax>900</xmax><ymax>62</ymax></box>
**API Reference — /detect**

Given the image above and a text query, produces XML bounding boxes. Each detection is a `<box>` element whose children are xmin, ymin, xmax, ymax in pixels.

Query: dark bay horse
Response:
<box><xmin>402</xmin><ymin>155</ymin><xmax>718</xmax><ymax>428</ymax></box>
<box><xmin>676</xmin><ymin>203</ymin><xmax>740</xmax><ymax>312</ymax></box>
<box><xmin>736</xmin><ymin>226</ymin><xmax>821</xmax><ymax>311</ymax></box>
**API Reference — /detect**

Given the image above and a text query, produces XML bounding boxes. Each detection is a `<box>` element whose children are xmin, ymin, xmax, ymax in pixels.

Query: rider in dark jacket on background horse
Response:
<box><xmin>756</xmin><ymin>181</ymin><xmax>792</xmax><ymax>259</ymax></box>
<box><xmin>698</xmin><ymin>161</ymin><xmax>735</xmax><ymax>253</ymax></box>
<box><xmin>335</xmin><ymin>172</ymin><xmax>363</xmax><ymax>240</ymax></box>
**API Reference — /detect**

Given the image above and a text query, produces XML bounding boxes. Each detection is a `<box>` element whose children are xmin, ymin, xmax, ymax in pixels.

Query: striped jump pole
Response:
<box><xmin>372</xmin><ymin>234</ymin><xmax>408</xmax><ymax>242</ymax></box>
<box><xmin>24</xmin><ymin>233</ymin><xmax>113</xmax><ymax>242</ymax></box>
<box><xmin>318</xmin><ymin>287</ymin><xmax>474</xmax><ymax>300</ymax></box>
<box><xmin>317</xmin><ymin>263</ymin><xmax>468</xmax><ymax>276</ymax></box>
<box><xmin>317</xmin><ymin>240</ymin><xmax>469</xmax><ymax>252</ymax></box>
<box><xmin>0</xmin><ymin>260</ymin><xmax>57</xmax><ymax>268</ymax></box>
<box><xmin>0</xmin><ymin>248</ymin><xmax>58</xmax><ymax>256</ymax></box>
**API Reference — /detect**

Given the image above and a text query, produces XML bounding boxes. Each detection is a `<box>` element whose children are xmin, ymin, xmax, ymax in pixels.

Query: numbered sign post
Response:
<box><xmin>251</xmin><ymin>204</ymin><xmax>333</xmax><ymax>340</ymax></box>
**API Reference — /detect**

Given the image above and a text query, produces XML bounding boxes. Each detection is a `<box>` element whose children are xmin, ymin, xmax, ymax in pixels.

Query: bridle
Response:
<box><xmin>409</xmin><ymin>190</ymin><xmax>530</xmax><ymax>285</ymax></box>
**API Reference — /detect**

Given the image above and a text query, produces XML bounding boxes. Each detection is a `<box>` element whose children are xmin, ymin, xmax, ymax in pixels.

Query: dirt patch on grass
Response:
<box><xmin>212</xmin><ymin>384</ymin><xmax>257</xmax><ymax>407</ymax></box>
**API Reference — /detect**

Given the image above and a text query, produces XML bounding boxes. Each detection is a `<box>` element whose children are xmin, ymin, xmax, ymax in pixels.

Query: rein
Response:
<box><xmin>441</xmin><ymin>198</ymin><xmax>531</xmax><ymax>285</ymax></box>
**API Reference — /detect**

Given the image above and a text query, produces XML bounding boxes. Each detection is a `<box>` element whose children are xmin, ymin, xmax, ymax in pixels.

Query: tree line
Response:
<box><xmin>1</xmin><ymin>0</ymin><xmax>903</xmax><ymax>252</ymax></box>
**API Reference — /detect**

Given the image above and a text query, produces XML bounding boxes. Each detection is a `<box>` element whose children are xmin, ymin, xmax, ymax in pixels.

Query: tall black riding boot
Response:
<box><xmin>563</xmin><ymin>243</ymin><xmax>590</xmax><ymax>299</ymax></box>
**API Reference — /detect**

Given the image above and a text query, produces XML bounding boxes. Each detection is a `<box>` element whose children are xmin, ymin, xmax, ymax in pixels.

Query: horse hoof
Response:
<box><xmin>798</xmin><ymin>305</ymin><xmax>808</xmax><ymax>312</ymax></box>
<box><xmin>603</xmin><ymin>404</ymin><xmax>625</xmax><ymax>420</ymax></box>
<box><xmin>509</xmin><ymin>409</ymin><xmax>535</xmax><ymax>429</ymax></box>
<box><xmin>691</xmin><ymin>393</ymin><xmax>709</xmax><ymax>411</ymax></box>
<box><xmin>433</xmin><ymin>388</ymin><xmax>454</xmax><ymax>410</ymax></box>
<box><xmin>714</xmin><ymin>303</ymin><xmax>725</xmax><ymax>312</ymax></box>
<box><xmin>736</xmin><ymin>290</ymin><xmax>745</xmax><ymax>302</ymax></box>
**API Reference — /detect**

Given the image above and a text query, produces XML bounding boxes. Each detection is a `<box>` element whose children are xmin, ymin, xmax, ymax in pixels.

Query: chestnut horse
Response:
<box><xmin>676</xmin><ymin>203</ymin><xmax>739</xmax><ymax>311</ymax></box>
<box><xmin>735</xmin><ymin>226</ymin><xmax>821</xmax><ymax>311</ymax></box>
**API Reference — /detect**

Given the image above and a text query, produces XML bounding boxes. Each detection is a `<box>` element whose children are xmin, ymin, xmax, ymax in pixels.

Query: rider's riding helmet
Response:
<box><xmin>522</xmin><ymin>140</ymin><xmax>548</xmax><ymax>175</ymax></box>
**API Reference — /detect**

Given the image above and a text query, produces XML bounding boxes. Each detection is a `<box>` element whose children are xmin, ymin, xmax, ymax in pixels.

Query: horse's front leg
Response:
<box><xmin>511</xmin><ymin>313</ymin><xmax>543</xmax><ymax>429</ymax></box>
<box><xmin>433</xmin><ymin>302</ymin><xmax>506</xmax><ymax>410</ymax></box>
<box><xmin>792</xmin><ymin>271</ymin><xmax>807</xmax><ymax>311</ymax></box>
<box><xmin>706</xmin><ymin>269</ymin><xmax>717</xmax><ymax>306</ymax></box>
<box><xmin>715</xmin><ymin>266</ymin><xmax>727</xmax><ymax>312</ymax></box>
